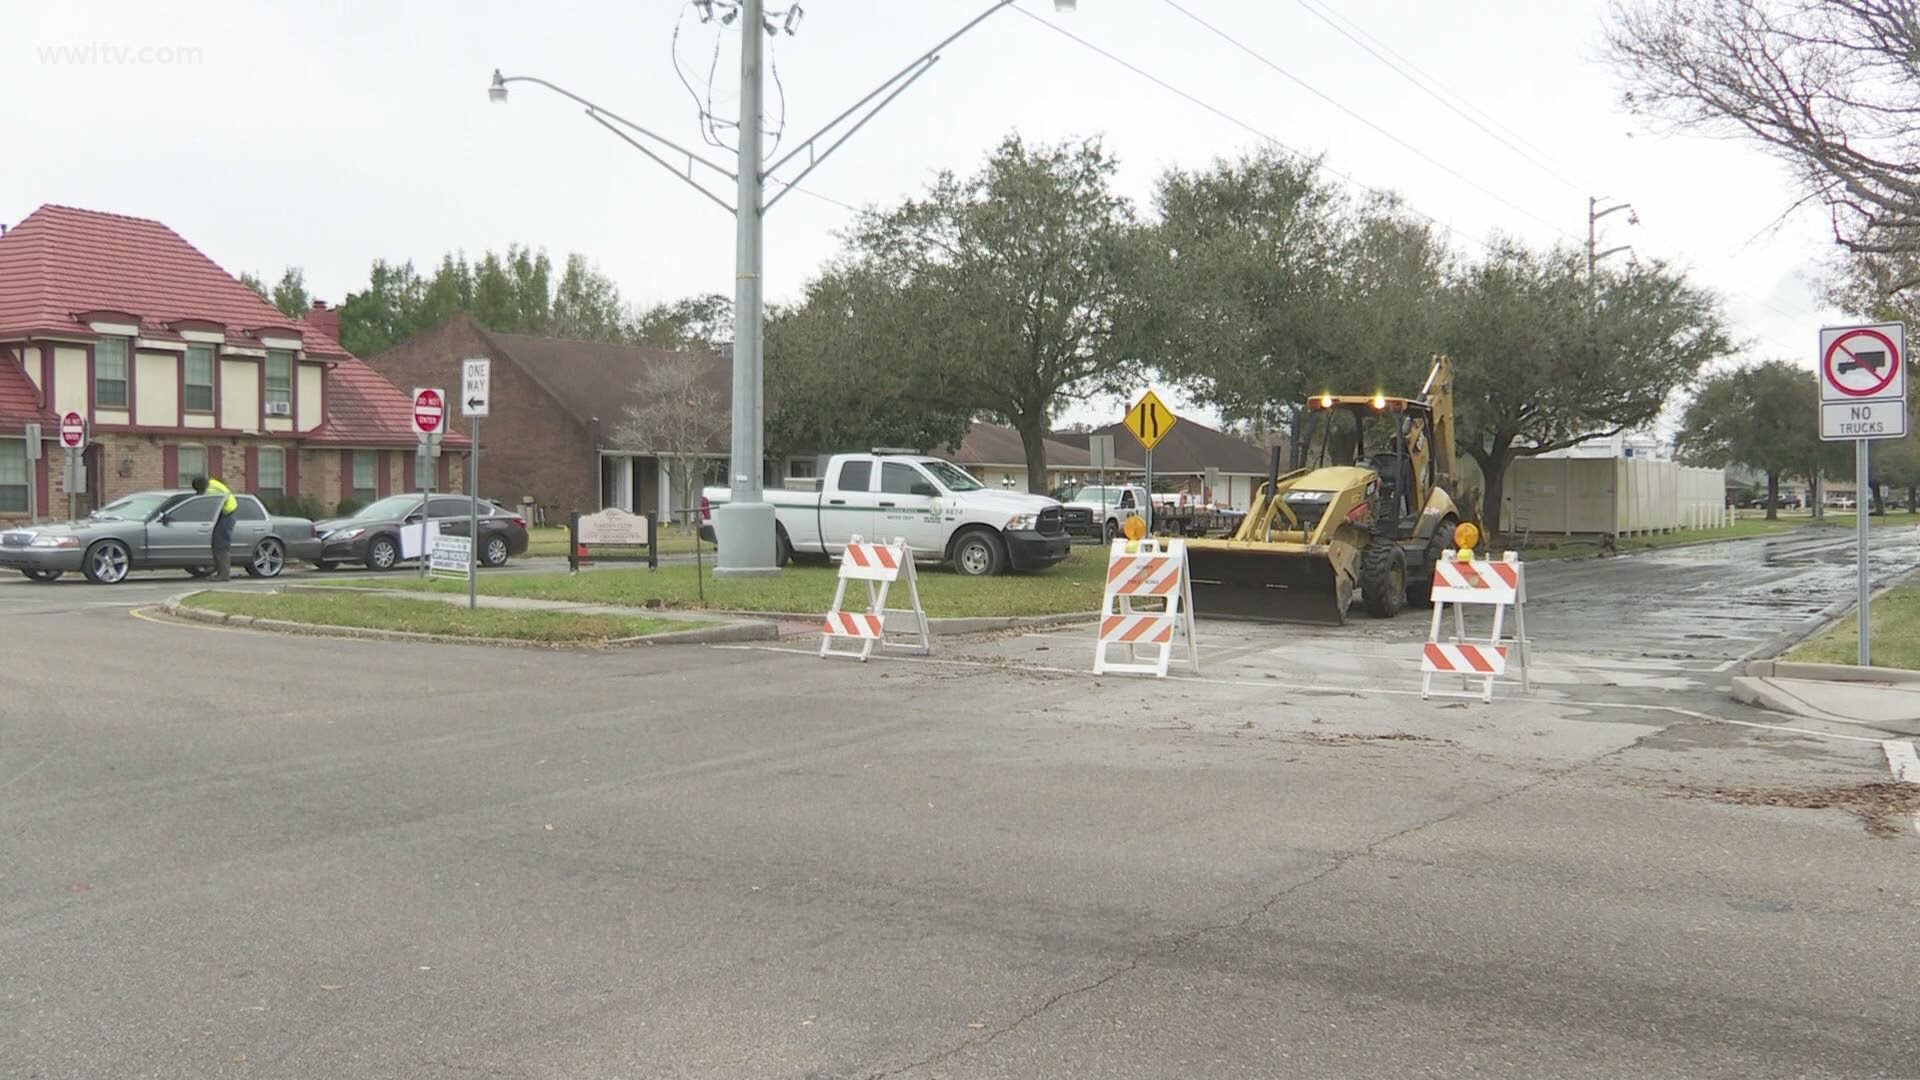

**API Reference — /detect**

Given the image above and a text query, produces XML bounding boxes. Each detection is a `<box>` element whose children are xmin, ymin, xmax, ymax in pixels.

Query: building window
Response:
<box><xmin>257</xmin><ymin>447</ymin><xmax>285</xmax><ymax>500</ymax></box>
<box><xmin>352</xmin><ymin>450</ymin><xmax>377</xmax><ymax>501</ymax></box>
<box><xmin>177</xmin><ymin>444</ymin><xmax>207</xmax><ymax>484</ymax></box>
<box><xmin>0</xmin><ymin>440</ymin><xmax>27</xmax><ymax>513</ymax></box>
<box><xmin>185</xmin><ymin>345</ymin><xmax>215</xmax><ymax>412</ymax></box>
<box><xmin>96</xmin><ymin>336</ymin><xmax>129</xmax><ymax>409</ymax></box>
<box><xmin>265</xmin><ymin>350</ymin><xmax>293</xmax><ymax>409</ymax></box>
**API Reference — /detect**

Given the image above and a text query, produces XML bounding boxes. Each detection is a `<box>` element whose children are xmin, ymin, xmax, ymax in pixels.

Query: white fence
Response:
<box><xmin>1504</xmin><ymin>458</ymin><xmax>1729</xmax><ymax>536</ymax></box>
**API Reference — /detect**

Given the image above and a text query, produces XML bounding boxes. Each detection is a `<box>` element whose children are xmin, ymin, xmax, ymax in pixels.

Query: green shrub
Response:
<box><xmin>331</xmin><ymin>497</ymin><xmax>367</xmax><ymax>518</ymax></box>
<box><xmin>264</xmin><ymin>494</ymin><xmax>327</xmax><ymax>520</ymax></box>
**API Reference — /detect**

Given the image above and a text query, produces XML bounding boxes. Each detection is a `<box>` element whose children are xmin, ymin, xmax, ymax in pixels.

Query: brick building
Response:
<box><xmin>0</xmin><ymin>205</ymin><xmax>466</xmax><ymax>522</ymax></box>
<box><xmin>367</xmin><ymin>314</ymin><xmax>805</xmax><ymax>526</ymax></box>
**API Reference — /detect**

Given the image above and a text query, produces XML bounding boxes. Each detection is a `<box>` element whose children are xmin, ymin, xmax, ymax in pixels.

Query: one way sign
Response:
<box><xmin>461</xmin><ymin>357</ymin><xmax>491</xmax><ymax>418</ymax></box>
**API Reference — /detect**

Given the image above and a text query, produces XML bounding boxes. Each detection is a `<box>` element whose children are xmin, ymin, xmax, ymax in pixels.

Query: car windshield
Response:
<box><xmin>93</xmin><ymin>493</ymin><xmax>176</xmax><ymax>521</ymax></box>
<box><xmin>920</xmin><ymin>460</ymin><xmax>984</xmax><ymax>492</ymax></box>
<box><xmin>351</xmin><ymin>495</ymin><xmax>422</xmax><ymax>520</ymax></box>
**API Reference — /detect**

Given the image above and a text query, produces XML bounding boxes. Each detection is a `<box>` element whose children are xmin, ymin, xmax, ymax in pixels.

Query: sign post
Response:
<box><xmin>1124</xmin><ymin>390</ymin><xmax>1178</xmax><ymax>536</ymax></box>
<box><xmin>59</xmin><ymin>412</ymin><xmax>86</xmax><ymax>521</ymax></box>
<box><xmin>413</xmin><ymin>389</ymin><xmax>446</xmax><ymax>583</ymax></box>
<box><xmin>461</xmin><ymin>359</ymin><xmax>491</xmax><ymax>611</ymax></box>
<box><xmin>1818</xmin><ymin>321</ymin><xmax>1908</xmax><ymax>666</ymax></box>
<box><xmin>1089</xmin><ymin>434</ymin><xmax>1115</xmax><ymax>539</ymax></box>
<box><xmin>22</xmin><ymin>423</ymin><xmax>39</xmax><ymax>523</ymax></box>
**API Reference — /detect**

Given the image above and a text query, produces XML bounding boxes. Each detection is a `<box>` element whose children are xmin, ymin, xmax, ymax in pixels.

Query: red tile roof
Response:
<box><xmin>310</xmin><ymin>356</ymin><xmax>469</xmax><ymax>448</ymax></box>
<box><xmin>0</xmin><ymin>351</ymin><xmax>52</xmax><ymax>428</ymax></box>
<box><xmin>0</xmin><ymin>205</ymin><xmax>348</xmax><ymax>359</ymax></box>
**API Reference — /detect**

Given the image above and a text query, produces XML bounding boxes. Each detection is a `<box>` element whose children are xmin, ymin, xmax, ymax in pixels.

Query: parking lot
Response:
<box><xmin>4</xmin><ymin>528</ymin><xmax>1919</xmax><ymax>1078</ymax></box>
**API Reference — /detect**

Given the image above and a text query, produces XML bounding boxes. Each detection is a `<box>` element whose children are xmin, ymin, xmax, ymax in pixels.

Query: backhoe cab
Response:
<box><xmin>1185</xmin><ymin>355</ymin><xmax>1461</xmax><ymax>625</ymax></box>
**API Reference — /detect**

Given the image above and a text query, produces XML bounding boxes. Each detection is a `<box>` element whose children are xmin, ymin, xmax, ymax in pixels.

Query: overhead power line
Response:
<box><xmin>1154</xmin><ymin>0</ymin><xmax>1580</xmax><ymax>244</ymax></box>
<box><xmin>1286</xmin><ymin>0</ymin><xmax>1586</xmax><ymax>195</ymax></box>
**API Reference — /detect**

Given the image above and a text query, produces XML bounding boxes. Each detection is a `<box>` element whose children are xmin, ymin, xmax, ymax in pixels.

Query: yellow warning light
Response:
<box><xmin>1123</xmin><ymin>515</ymin><xmax>1147</xmax><ymax>542</ymax></box>
<box><xmin>1453</xmin><ymin>521</ymin><xmax>1480</xmax><ymax>552</ymax></box>
<box><xmin>1319</xmin><ymin>394</ymin><xmax>1333</xmax><ymax>408</ymax></box>
<box><xmin>1372</xmin><ymin>393</ymin><xmax>1387</xmax><ymax>409</ymax></box>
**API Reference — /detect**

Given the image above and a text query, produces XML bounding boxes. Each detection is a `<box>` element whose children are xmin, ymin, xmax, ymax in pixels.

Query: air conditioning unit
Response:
<box><xmin>265</xmin><ymin>401</ymin><xmax>292</xmax><ymax>416</ymax></box>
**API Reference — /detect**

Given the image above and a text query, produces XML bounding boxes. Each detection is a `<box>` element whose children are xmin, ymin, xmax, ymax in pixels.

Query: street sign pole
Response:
<box><xmin>1144</xmin><ymin>448</ymin><xmax>1154</xmax><ymax>536</ymax></box>
<box><xmin>1857</xmin><ymin>438</ymin><xmax>1871</xmax><ymax>665</ymax></box>
<box><xmin>469</xmin><ymin>417</ymin><xmax>480</xmax><ymax>610</ymax></box>
<box><xmin>1818</xmin><ymin>321</ymin><xmax>1907</xmax><ymax>667</ymax></box>
<box><xmin>22</xmin><ymin>424</ymin><xmax>38</xmax><ymax>523</ymax></box>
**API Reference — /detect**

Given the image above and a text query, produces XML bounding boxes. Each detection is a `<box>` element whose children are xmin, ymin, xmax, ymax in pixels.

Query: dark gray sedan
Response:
<box><xmin>0</xmin><ymin>490</ymin><xmax>322</xmax><ymax>584</ymax></box>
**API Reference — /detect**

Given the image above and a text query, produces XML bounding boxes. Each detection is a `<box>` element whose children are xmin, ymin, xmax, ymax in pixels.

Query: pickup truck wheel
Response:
<box><xmin>774</xmin><ymin>526</ymin><xmax>794</xmax><ymax>568</ymax></box>
<box><xmin>952</xmin><ymin>528</ymin><xmax>1006</xmax><ymax>577</ymax></box>
<box><xmin>1103</xmin><ymin>518</ymin><xmax>1120</xmax><ymax>544</ymax></box>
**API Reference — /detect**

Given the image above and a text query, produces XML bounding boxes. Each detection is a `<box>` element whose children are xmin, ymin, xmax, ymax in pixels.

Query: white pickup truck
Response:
<box><xmin>702</xmin><ymin>453</ymin><xmax>1072</xmax><ymax>576</ymax></box>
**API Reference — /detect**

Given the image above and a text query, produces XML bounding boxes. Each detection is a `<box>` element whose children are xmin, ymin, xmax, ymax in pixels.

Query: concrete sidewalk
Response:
<box><xmin>1731</xmin><ymin>659</ymin><xmax>1920</xmax><ymax>736</ymax></box>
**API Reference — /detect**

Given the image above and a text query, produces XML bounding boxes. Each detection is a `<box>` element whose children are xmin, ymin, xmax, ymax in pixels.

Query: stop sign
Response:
<box><xmin>412</xmin><ymin>388</ymin><xmax>445</xmax><ymax>436</ymax></box>
<box><xmin>59</xmin><ymin>411</ymin><xmax>86</xmax><ymax>450</ymax></box>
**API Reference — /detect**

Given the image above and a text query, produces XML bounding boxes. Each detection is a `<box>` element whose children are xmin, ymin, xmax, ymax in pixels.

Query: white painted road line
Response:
<box><xmin>1883</xmin><ymin>739</ymin><xmax>1920</xmax><ymax>784</ymax></box>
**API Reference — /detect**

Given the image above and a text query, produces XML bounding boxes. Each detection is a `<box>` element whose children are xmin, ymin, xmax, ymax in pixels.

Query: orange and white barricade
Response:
<box><xmin>1094</xmin><ymin>538</ymin><xmax>1199</xmax><ymax>678</ymax></box>
<box><xmin>1421</xmin><ymin>549</ymin><xmax>1531</xmax><ymax>703</ymax></box>
<box><xmin>820</xmin><ymin>535</ymin><xmax>931</xmax><ymax>662</ymax></box>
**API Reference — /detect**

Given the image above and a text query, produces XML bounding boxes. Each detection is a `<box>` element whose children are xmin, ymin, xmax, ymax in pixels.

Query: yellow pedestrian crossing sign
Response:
<box><xmin>1124</xmin><ymin>390</ymin><xmax>1177</xmax><ymax>451</ymax></box>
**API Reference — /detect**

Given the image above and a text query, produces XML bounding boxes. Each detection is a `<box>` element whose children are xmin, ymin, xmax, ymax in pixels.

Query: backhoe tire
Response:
<box><xmin>1360</xmin><ymin>534</ymin><xmax>1407</xmax><ymax>619</ymax></box>
<box><xmin>1408</xmin><ymin>516</ymin><xmax>1457</xmax><ymax>606</ymax></box>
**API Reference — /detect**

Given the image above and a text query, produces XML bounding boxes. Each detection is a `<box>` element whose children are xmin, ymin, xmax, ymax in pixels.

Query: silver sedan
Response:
<box><xmin>0</xmin><ymin>490</ymin><xmax>322</xmax><ymax>584</ymax></box>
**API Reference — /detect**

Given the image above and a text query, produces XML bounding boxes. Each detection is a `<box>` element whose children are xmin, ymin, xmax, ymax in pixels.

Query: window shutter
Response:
<box><xmin>244</xmin><ymin>446</ymin><xmax>259</xmax><ymax>491</ymax></box>
<box><xmin>286</xmin><ymin>450</ymin><xmax>301</xmax><ymax>501</ymax></box>
<box><xmin>209</xmin><ymin>445</ymin><xmax>224</xmax><ymax>480</ymax></box>
<box><xmin>437</xmin><ymin>451</ymin><xmax>450</xmax><ymax>493</ymax></box>
<box><xmin>340</xmin><ymin>450</ymin><xmax>353</xmax><ymax>504</ymax></box>
<box><xmin>162</xmin><ymin>445</ymin><xmax>178</xmax><ymax>488</ymax></box>
<box><xmin>376</xmin><ymin>450</ymin><xmax>391</xmax><ymax>497</ymax></box>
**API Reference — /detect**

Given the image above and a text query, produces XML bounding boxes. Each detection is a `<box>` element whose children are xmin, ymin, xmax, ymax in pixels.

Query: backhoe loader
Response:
<box><xmin>1186</xmin><ymin>355</ymin><xmax>1462</xmax><ymax>625</ymax></box>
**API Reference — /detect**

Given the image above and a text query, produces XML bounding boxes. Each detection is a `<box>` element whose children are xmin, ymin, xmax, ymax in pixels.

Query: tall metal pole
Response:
<box><xmin>470</xmin><ymin>418</ymin><xmax>481</xmax><ymax>610</ymax></box>
<box><xmin>1857</xmin><ymin>438</ymin><xmax>1871</xmax><ymax>665</ymax></box>
<box><xmin>714</xmin><ymin>0</ymin><xmax>778</xmax><ymax>577</ymax></box>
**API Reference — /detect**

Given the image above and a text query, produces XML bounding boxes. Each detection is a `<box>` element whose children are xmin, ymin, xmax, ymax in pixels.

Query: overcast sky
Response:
<box><xmin>6</xmin><ymin>0</ymin><xmax>1844</xmax><ymax>427</ymax></box>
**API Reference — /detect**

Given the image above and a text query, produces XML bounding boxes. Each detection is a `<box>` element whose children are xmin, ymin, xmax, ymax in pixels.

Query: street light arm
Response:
<box><xmin>493</xmin><ymin>71</ymin><xmax>739</xmax><ymax>212</ymax></box>
<box><xmin>761</xmin><ymin>0</ymin><xmax>1020</xmax><ymax>197</ymax></box>
<box><xmin>763</xmin><ymin>56</ymin><xmax>941</xmax><ymax>211</ymax></box>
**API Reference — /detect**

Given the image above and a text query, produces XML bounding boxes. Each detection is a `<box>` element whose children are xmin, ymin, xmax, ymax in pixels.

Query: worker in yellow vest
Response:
<box><xmin>191</xmin><ymin>474</ymin><xmax>239</xmax><ymax>580</ymax></box>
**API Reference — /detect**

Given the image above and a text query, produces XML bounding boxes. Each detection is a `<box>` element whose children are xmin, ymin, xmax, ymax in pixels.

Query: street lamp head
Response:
<box><xmin>488</xmin><ymin>70</ymin><xmax>508</xmax><ymax>104</ymax></box>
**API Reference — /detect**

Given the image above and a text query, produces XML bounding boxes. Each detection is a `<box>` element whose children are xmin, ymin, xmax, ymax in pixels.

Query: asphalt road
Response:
<box><xmin>3</xmin><ymin>528</ymin><xmax>1918</xmax><ymax>1079</ymax></box>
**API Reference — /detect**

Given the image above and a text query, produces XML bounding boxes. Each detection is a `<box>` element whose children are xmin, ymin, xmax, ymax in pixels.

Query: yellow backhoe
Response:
<box><xmin>1186</xmin><ymin>355</ymin><xmax>1462</xmax><ymax>625</ymax></box>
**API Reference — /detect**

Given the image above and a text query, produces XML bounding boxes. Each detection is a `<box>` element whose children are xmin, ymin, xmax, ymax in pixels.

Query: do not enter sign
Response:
<box><xmin>59</xmin><ymin>411</ymin><xmax>86</xmax><ymax>450</ymax></box>
<box><xmin>412</xmin><ymin>387</ymin><xmax>446</xmax><ymax>436</ymax></box>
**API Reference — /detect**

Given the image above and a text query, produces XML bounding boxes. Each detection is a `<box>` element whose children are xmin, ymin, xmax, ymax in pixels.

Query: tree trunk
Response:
<box><xmin>1015</xmin><ymin>420</ymin><xmax>1050</xmax><ymax>496</ymax></box>
<box><xmin>1871</xmin><ymin>480</ymin><xmax>1886</xmax><ymax>516</ymax></box>
<box><xmin>1908</xmin><ymin>485</ymin><xmax>1915</xmax><ymax>514</ymax></box>
<box><xmin>1765</xmin><ymin>471</ymin><xmax>1779</xmax><ymax>521</ymax></box>
<box><xmin>1811</xmin><ymin>468</ymin><xmax>1823</xmax><ymax>519</ymax></box>
<box><xmin>1478</xmin><ymin>453</ymin><xmax>1508</xmax><ymax>540</ymax></box>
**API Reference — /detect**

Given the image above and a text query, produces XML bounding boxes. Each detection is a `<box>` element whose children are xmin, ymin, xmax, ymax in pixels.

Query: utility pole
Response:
<box><xmin>491</xmin><ymin>0</ymin><xmax>1080</xmax><ymax>575</ymax></box>
<box><xmin>1587</xmin><ymin>195</ymin><xmax>1636</xmax><ymax>304</ymax></box>
<box><xmin>713</xmin><ymin>0</ymin><xmax>778</xmax><ymax>576</ymax></box>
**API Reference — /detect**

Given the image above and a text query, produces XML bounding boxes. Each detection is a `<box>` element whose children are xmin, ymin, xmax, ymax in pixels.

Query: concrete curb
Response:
<box><xmin>1730</xmin><ymin>675</ymin><xmax>1920</xmax><ymax>738</ymax></box>
<box><xmin>1743</xmin><ymin>659</ymin><xmax>1920</xmax><ymax>685</ymax></box>
<box><xmin>160</xmin><ymin>591</ymin><xmax>772</xmax><ymax>648</ymax></box>
<box><xmin>283</xmin><ymin>583</ymin><xmax>1092</xmax><ymax>637</ymax></box>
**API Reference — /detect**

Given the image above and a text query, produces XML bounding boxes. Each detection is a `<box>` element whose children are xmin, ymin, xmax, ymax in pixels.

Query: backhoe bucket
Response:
<box><xmin>1185</xmin><ymin>543</ymin><xmax>1351</xmax><ymax>626</ymax></box>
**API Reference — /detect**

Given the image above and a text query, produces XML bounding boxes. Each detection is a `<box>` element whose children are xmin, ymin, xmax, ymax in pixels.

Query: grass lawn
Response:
<box><xmin>187</xmin><ymin>590</ymin><xmax>692</xmax><ymax>643</ymax></box>
<box><xmin>1790</xmin><ymin>584</ymin><xmax>1920</xmax><ymax>670</ymax></box>
<box><xmin>327</xmin><ymin>549</ymin><xmax>1105</xmax><ymax>619</ymax></box>
<box><xmin>525</xmin><ymin>526</ymin><xmax>713</xmax><ymax>558</ymax></box>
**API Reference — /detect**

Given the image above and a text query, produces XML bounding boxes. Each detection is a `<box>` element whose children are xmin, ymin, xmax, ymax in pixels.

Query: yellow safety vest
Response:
<box><xmin>206</xmin><ymin>477</ymin><xmax>238</xmax><ymax>515</ymax></box>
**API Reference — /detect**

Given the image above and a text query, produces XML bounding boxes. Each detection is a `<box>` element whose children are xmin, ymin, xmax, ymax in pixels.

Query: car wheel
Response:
<box><xmin>83</xmin><ymin>539</ymin><xmax>132</xmax><ymax>585</ymax></box>
<box><xmin>248</xmin><ymin>538</ymin><xmax>286</xmax><ymax>578</ymax></box>
<box><xmin>952</xmin><ymin>528</ymin><xmax>1007</xmax><ymax>577</ymax></box>
<box><xmin>21</xmin><ymin>569</ymin><xmax>62</xmax><ymax>583</ymax></box>
<box><xmin>367</xmin><ymin>535</ymin><xmax>399</xmax><ymax>571</ymax></box>
<box><xmin>482</xmin><ymin>534</ymin><xmax>510</xmax><ymax>568</ymax></box>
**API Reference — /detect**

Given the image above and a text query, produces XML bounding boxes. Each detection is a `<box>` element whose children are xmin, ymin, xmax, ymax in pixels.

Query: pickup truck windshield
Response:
<box><xmin>921</xmin><ymin>460</ymin><xmax>984</xmax><ymax>492</ymax></box>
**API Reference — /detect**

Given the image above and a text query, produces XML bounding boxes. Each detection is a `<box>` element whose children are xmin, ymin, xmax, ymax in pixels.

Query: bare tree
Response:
<box><xmin>610</xmin><ymin>355</ymin><xmax>729</xmax><ymax>531</ymax></box>
<box><xmin>1609</xmin><ymin>0</ymin><xmax>1920</xmax><ymax>255</ymax></box>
